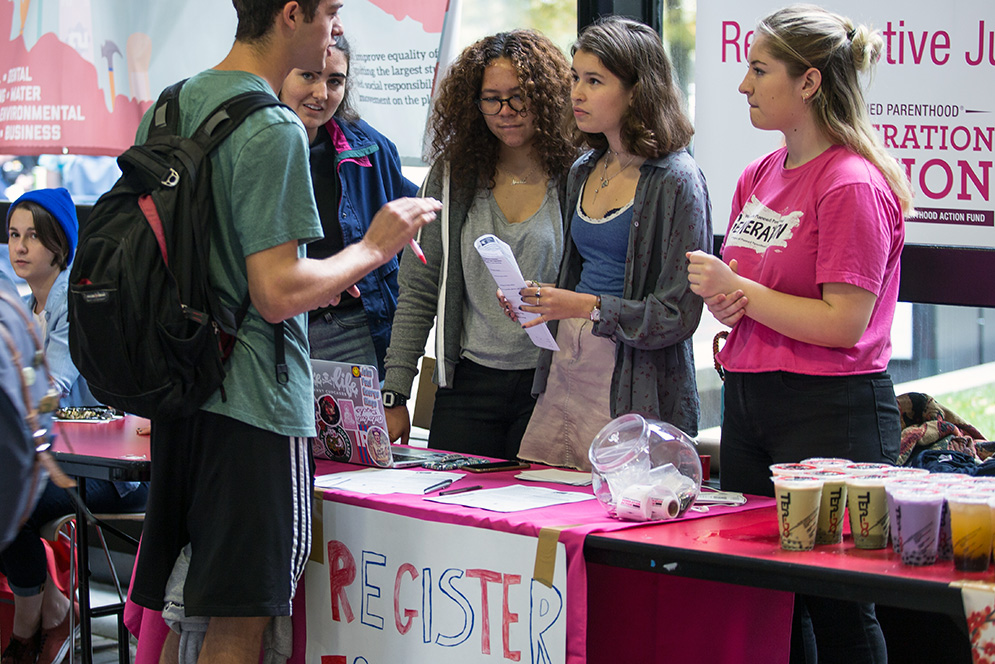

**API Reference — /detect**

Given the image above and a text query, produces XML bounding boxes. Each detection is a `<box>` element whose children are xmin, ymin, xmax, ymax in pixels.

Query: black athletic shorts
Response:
<box><xmin>131</xmin><ymin>410</ymin><xmax>313</xmax><ymax>617</ymax></box>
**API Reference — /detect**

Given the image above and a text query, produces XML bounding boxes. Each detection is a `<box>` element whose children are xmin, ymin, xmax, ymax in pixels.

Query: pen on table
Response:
<box><xmin>409</xmin><ymin>238</ymin><xmax>427</xmax><ymax>265</ymax></box>
<box><xmin>438</xmin><ymin>485</ymin><xmax>483</xmax><ymax>496</ymax></box>
<box><xmin>423</xmin><ymin>479</ymin><xmax>454</xmax><ymax>494</ymax></box>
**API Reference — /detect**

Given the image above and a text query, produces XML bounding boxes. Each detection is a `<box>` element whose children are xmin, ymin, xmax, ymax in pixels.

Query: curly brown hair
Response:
<box><xmin>572</xmin><ymin>16</ymin><xmax>693</xmax><ymax>158</ymax></box>
<box><xmin>427</xmin><ymin>30</ymin><xmax>575</xmax><ymax>194</ymax></box>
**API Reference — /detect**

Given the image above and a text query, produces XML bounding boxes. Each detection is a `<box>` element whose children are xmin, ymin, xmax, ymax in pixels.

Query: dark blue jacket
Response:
<box><xmin>325</xmin><ymin>117</ymin><xmax>418</xmax><ymax>376</ymax></box>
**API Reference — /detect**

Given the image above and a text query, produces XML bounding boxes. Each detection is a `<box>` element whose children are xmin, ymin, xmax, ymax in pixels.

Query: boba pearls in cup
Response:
<box><xmin>845</xmin><ymin>474</ymin><xmax>891</xmax><ymax>549</ymax></box>
<box><xmin>923</xmin><ymin>474</ymin><xmax>972</xmax><ymax>560</ymax></box>
<box><xmin>890</xmin><ymin>487</ymin><xmax>944</xmax><ymax>566</ymax></box>
<box><xmin>947</xmin><ymin>490</ymin><xmax>993</xmax><ymax>572</ymax></box>
<box><xmin>885</xmin><ymin>479</ymin><xmax>932</xmax><ymax>554</ymax></box>
<box><xmin>805</xmin><ymin>469</ymin><xmax>850</xmax><ymax>545</ymax></box>
<box><xmin>773</xmin><ymin>476</ymin><xmax>824</xmax><ymax>551</ymax></box>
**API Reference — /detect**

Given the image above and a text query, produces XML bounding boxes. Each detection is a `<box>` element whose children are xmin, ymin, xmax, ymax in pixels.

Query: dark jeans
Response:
<box><xmin>0</xmin><ymin>480</ymin><xmax>148</xmax><ymax>594</ymax></box>
<box><xmin>307</xmin><ymin>305</ymin><xmax>378</xmax><ymax>370</ymax></box>
<box><xmin>720</xmin><ymin>371</ymin><xmax>901</xmax><ymax>497</ymax></box>
<box><xmin>428</xmin><ymin>359</ymin><xmax>536</xmax><ymax>460</ymax></box>
<box><xmin>720</xmin><ymin>370</ymin><xmax>899</xmax><ymax>664</ymax></box>
<box><xmin>792</xmin><ymin>596</ymin><xmax>888</xmax><ymax>664</ymax></box>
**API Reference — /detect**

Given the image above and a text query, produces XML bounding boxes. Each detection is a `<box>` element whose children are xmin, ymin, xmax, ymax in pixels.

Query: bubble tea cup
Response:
<box><xmin>924</xmin><ymin>473</ymin><xmax>973</xmax><ymax>560</ymax></box>
<box><xmin>805</xmin><ymin>469</ymin><xmax>850</xmax><ymax>545</ymax></box>
<box><xmin>845</xmin><ymin>474</ymin><xmax>890</xmax><ymax>549</ymax></box>
<box><xmin>885</xmin><ymin>478</ymin><xmax>932</xmax><ymax>554</ymax></box>
<box><xmin>947</xmin><ymin>490</ymin><xmax>993</xmax><ymax>572</ymax></box>
<box><xmin>772</xmin><ymin>476</ymin><xmax>823</xmax><ymax>551</ymax></box>
<box><xmin>891</xmin><ymin>487</ymin><xmax>944</xmax><ymax>566</ymax></box>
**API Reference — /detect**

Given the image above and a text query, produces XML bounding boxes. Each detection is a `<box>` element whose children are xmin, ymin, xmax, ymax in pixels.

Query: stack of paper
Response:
<box><xmin>314</xmin><ymin>469</ymin><xmax>464</xmax><ymax>495</ymax></box>
<box><xmin>516</xmin><ymin>469</ymin><xmax>593</xmax><ymax>486</ymax></box>
<box><xmin>426</xmin><ymin>485</ymin><xmax>593</xmax><ymax>512</ymax></box>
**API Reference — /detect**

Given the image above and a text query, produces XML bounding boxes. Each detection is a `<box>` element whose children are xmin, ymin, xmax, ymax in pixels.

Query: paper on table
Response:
<box><xmin>425</xmin><ymin>484</ymin><xmax>593</xmax><ymax>512</ymax></box>
<box><xmin>516</xmin><ymin>469</ymin><xmax>593</xmax><ymax>486</ymax></box>
<box><xmin>473</xmin><ymin>234</ymin><xmax>559</xmax><ymax>351</ymax></box>
<box><xmin>314</xmin><ymin>469</ymin><xmax>465</xmax><ymax>495</ymax></box>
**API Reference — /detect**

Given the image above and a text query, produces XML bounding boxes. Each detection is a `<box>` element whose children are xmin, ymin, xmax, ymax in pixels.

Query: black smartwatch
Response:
<box><xmin>381</xmin><ymin>390</ymin><xmax>408</xmax><ymax>408</ymax></box>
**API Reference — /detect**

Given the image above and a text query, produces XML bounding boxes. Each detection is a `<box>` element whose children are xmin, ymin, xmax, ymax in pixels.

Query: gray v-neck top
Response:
<box><xmin>459</xmin><ymin>184</ymin><xmax>563</xmax><ymax>369</ymax></box>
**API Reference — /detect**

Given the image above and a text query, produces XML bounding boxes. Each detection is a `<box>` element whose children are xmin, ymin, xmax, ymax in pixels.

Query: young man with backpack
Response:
<box><xmin>125</xmin><ymin>2</ymin><xmax>440</xmax><ymax>662</ymax></box>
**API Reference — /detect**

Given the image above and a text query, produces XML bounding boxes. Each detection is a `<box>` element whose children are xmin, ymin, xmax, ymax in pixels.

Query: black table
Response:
<box><xmin>583</xmin><ymin>503</ymin><xmax>978</xmax><ymax>663</ymax></box>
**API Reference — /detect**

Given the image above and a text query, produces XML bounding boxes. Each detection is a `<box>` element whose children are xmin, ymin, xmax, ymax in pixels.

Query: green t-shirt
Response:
<box><xmin>137</xmin><ymin>70</ymin><xmax>322</xmax><ymax>437</ymax></box>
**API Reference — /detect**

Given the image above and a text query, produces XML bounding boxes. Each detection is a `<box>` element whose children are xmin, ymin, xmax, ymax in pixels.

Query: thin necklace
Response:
<box><xmin>498</xmin><ymin>163</ymin><xmax>538</xmax><ymax>185</ymax></box>
<box><xmin>592</xmin><ymin>149</ymin><xmax>635</xmax><ymax>200</ymax></box>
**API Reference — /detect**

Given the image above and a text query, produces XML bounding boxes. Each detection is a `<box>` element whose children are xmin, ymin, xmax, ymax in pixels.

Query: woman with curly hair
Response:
<box><xmin>510</xmin><ymin>16</ymin><xmax>712</xmax><ymax>470</ymax></box>
<box><xmin>381</xmin><ymin>29</ymin><xmax>574</xmax><ymax>458</ymax></box>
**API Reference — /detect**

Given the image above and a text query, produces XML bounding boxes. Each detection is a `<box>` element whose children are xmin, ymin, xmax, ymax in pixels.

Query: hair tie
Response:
<box><xmin>846</xmin><ymin>27</ymin><xmax>856</xmax><ymax>41</ymax></box>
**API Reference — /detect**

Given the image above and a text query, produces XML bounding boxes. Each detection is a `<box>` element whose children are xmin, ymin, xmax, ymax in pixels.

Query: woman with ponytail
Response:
<box><xmin>688</xmin><ymin>5</ymin><xmax>910</xmax><ymax>662</ymax></box>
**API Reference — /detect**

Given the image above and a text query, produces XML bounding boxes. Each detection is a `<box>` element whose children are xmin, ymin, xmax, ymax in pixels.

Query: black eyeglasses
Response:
<box><xmin>476</xmin><ymin>95</ymin><xmax>527</xmax><ymax>115</ymax></box>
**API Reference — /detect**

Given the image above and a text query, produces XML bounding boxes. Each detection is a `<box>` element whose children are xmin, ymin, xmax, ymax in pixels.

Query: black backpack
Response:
<box><xmin>68</xmin><ymin>80</ymin><xmax>287</xmax><ymax>420</ymax></box>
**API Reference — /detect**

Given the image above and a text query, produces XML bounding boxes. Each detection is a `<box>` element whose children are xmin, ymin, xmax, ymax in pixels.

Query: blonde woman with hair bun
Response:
<box><xmin>688</xmin><ymin>4</ymin><xmax>909</xmax><ymax>662</ymax></box>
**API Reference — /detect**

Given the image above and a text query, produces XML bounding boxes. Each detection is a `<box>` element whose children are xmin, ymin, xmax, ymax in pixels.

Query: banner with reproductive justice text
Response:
<box><xmin>0</xmin><ymin>0</ymin><xmax>447</xmax><ymax>160</ymax></box>
<box><xmin>305</xmin><ymin>502</ymin><xmax>569</xmax><ymax>664</ymax></box>
<box><xmin>695</xmin><ymin>0</ymin><xmax>995</xmax><ymax>249</ymax></box>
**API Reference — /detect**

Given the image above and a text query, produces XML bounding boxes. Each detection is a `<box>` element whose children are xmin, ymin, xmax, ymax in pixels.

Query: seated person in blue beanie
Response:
<box><xmin>1</xmin><ymin>188</ymin><xmax>148</xmax><ymax>664</ymax></box>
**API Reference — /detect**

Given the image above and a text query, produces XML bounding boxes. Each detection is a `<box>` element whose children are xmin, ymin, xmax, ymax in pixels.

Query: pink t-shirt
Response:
<box><xmin>718</xmin><ymin>145</ymin><xmax>905</xmax><ymax>376</ymax></box>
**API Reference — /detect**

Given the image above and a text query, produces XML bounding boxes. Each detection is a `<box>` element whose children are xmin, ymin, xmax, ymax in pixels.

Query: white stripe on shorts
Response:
<box><xmin>288</xmin><ymin>435</ymin><xmax>312</xmax><ymax>608</ymax></box>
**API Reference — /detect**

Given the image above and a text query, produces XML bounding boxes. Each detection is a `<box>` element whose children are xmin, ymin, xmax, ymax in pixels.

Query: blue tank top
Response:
<box><xmin>572</xmin><ymin>183</ymin><xmax>634</xmax><ymax>297</ymax></box>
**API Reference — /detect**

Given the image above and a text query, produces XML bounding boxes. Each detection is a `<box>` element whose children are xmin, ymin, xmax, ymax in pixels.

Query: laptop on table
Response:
<box><xmin>310</xmin><ymin>359</ymin><xmax>447</xmax><ymax>468</ymax></box>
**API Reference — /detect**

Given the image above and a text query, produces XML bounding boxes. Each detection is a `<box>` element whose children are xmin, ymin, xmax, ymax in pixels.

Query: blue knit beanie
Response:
<box><xmin>6</xmin><ymin>188</ymin><xmax>78</xmax><ymax>264</ymax></box>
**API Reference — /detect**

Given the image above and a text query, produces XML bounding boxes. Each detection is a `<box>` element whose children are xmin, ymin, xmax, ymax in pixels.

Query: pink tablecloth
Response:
<box><xmin>126</xmin><ymin>459</ymin><xmax>788</xmax><ymax>664</ymax></box>
<box><xmin>304</xmin><ymin>459</ymin><xmax>783</xmax><ymax>664</ymax></box>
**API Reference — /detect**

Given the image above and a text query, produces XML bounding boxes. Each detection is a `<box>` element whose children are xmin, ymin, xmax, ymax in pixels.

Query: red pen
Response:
<box><xmin>409</xmin><ymin>238</ymin><xmax>427</xmax><ymax>265</ymax></box>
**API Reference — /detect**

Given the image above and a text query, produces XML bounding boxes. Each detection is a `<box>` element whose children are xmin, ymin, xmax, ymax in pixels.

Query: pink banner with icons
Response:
<box><xmin>0</xmin><ymin>0</ymin><xmax>448</xmax><ymax>159</ymax></box>
<box><xmin>0</xmin><ymin>1</ymin><xmax>150</xmax><ymax>155</ymax></box>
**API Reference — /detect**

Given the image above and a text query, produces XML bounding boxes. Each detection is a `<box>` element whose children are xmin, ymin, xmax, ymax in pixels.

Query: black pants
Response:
<box><xmin>721</xmin><ymin>370</ymin><xmax>900</xmax><ymax>664</ymax></box>
<box><xmin>0</xmin><ymin>480</ymin><xmax>147</xmax><ymax>593</ymax></box>
<box><xmin>720</xmin><ymin>371</ymin><xmax>900</xmax><ymax>497</ymax></box>
<box><xmin>428</xmin><ymin>359</ymin><xmax>536</xmax><ymax>460</ymax></box>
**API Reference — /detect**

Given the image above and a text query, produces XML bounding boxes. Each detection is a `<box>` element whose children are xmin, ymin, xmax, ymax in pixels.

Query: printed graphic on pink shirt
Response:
<box><xmin>724</xmin><ymin>195</ymin><xmax>803</xmax><ymax>254</ymax></box>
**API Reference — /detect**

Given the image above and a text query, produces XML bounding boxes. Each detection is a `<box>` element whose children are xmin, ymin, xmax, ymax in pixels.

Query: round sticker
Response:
<box><xmin>366</xmin><ymin>426</ymin><xmax>391</xmax><ymax>467</ymax></box>
<box><xmin>322</xmin><ymin>425</ymin><xmax>352</xmax><ymax>461</ymax></box>
<box><xmin>318</xmin><ymin>395</ymin><xmax>341</xmax><ymax>426</ymax></box>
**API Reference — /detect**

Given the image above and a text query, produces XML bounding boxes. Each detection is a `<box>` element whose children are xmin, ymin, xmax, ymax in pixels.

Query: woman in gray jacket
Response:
<box><xmin>381</xmin><ymin>30</ymin><xmax>574</xmax><ymax>459</ymax></box>
<box><xmin>514</xmin><ymin>17</ymin><xmax>712</xmax><ymax>469</ymax></box>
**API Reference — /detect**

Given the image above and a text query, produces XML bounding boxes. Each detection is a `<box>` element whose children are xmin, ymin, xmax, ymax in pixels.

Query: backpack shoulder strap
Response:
<box><xmin>187</xmin><ymin>90</ymin><xmax>289</xmax><ymax>384</ymax></box>
<box><xmin>194</xmin><ymin>91</ymin><xmax>288</xmax><ymax>155</ymax></box>
<box><xmin>148</xmin><ymin>79</ymin><xmax>187</xmax><ymax>139</ymax></box>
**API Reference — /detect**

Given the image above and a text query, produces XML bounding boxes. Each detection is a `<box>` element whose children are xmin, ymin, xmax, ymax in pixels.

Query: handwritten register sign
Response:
<box><xmin>305</xmin><ymin>502</ymin><xmax>568</xmax><ymax>663</ymax></box>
